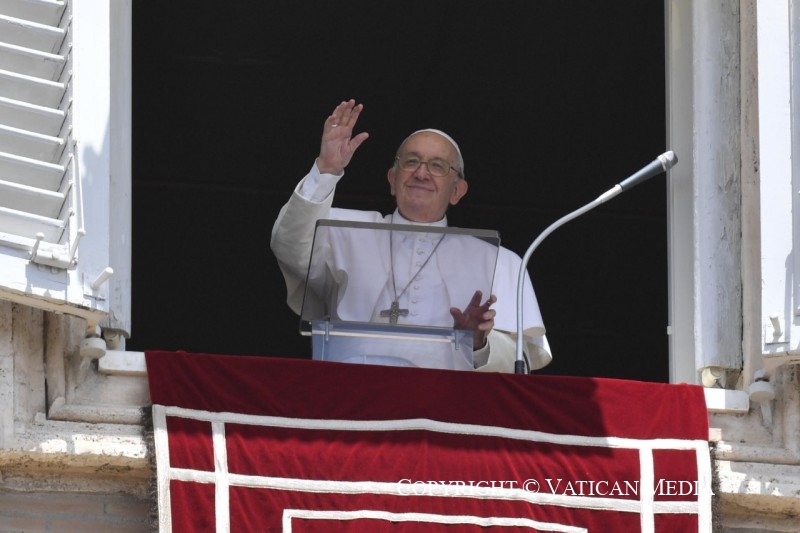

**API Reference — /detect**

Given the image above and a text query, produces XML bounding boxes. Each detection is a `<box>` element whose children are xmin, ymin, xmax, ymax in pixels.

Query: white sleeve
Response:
<box><xmin>474</xmin><ymin>330</ymin><xmax>552</xmax><ymax>373</ymax></box>
<box><xmin>299</xmin><ymin>160</ymin><xmax>344</xmax><ymax>202</ymax></box>
<box><xmin>472</xmin><ymin>340</ymin><xmax>491</xmax><ymax>369</ymax></box>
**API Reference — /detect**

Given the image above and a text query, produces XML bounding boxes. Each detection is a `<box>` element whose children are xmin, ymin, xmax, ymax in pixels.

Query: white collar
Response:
<box><xmin>392</xmin><ymin>209</ymin><xmax>448</xmax><ymax>228</ymax></box>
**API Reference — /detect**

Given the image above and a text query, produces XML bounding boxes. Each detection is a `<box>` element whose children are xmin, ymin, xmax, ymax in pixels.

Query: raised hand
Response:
<box><xmin>317</xmin><ymin>99</ymin><xmax>370</xmax><ymax>175</ymax></box>
<box><xmin>450</xmin><ymin>291</ymin><xmax>497</xmax><ymax>351</ymax></box>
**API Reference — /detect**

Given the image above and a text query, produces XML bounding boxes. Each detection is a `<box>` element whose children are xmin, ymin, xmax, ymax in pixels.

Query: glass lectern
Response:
<box><xmin>300</xmin><ymin>220</ymin><xmax>500</xmax><ymax>371</ymax></box>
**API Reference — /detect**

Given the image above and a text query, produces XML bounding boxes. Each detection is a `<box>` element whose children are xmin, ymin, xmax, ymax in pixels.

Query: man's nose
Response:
<box><xmin>412</xmin><ymin>162</ymin><xmax>432</xmax><ymax>179</ymax></box>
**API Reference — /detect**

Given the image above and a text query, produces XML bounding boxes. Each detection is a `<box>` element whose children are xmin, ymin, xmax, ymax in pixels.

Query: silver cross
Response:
<box><xmin>379</xmin><ymin>301</ymin><xmax>409</xmax><ymax>325</ymax></box>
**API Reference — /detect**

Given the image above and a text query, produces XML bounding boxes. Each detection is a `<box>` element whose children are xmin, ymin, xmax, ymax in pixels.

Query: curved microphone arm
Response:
<box><xmin>514</xmin><ymin>151</ymin><xmax>678</xmax><ymax>374</ymax></box>
<box><xmin>514</xmin><ymin>187</ymin><xmax>622</xmax><ymax>373</ymax></box>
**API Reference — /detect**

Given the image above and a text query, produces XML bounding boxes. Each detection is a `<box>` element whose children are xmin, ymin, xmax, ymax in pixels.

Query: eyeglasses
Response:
<box><xmin>395</xmin><ymin>155</ymin><xmax>462</xmax><ymax>178</ymax></box>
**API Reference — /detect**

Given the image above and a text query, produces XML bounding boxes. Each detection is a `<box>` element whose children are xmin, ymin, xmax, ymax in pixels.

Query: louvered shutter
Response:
<box><xmin>0</xmin><ymin>0</ymin><xmax>131</xmax><ymax>336</ymax></box>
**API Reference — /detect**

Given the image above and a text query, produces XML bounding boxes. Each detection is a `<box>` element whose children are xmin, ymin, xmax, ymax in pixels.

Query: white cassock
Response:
<box><xmin>271</xmin><ymin>162</ymin><xmax>552</xmax><ymax>373</ymax></box>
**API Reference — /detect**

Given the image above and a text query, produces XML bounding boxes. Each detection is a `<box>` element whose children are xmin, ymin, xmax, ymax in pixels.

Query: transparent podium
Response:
<box><xmin>300</xmin><ymin>220</ymin><xmax>500</xmax><ymax>371</ymax></box>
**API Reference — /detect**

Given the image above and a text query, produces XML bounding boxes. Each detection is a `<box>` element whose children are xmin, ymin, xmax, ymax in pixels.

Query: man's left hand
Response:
<box><xmin>450</xmin><ymin>291</ymin><xmax>497</xmax><ymax>350</ymax></box>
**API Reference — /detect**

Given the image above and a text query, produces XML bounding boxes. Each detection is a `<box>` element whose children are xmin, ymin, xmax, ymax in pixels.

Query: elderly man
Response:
<box><xmin>271</xmin><ymin>100</ymin><xmax>551</xmax><ymax>372</ymax></box>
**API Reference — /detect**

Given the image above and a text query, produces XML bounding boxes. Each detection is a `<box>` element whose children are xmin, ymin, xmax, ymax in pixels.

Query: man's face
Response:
<box><xmin>387</xmin><ymin>132</ymin><xmax>468</xmax><ymax>223</ymax></box>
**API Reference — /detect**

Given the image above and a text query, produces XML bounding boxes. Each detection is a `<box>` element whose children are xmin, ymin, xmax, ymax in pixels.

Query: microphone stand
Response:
<box><xmin>514</xmin><ymin>151</ymin><xmax>678</xmax><ymax>374</ymax></box>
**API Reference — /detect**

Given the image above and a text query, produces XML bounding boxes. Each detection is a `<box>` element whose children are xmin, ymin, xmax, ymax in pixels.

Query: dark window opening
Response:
<box><xmin>130</xmin><ymin>1</ymin><xmax>668</xmax><ymax>382</ymax></box>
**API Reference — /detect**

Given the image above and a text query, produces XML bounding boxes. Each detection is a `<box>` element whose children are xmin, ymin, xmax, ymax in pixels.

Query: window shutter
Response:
<box><xmin>0</xmin><ymin>0</ymin><xmax>131</xmax><ymax>337</ymax></box>
<box><xmin>0</xmin><ymin>2</ymin><xmax>78</xmax><ymax>263</ymax></box>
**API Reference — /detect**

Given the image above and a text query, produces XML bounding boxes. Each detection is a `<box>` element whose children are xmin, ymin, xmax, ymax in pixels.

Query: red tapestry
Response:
<box><xmin>145</xmin><ymin>351</ymin><xmax>712</xmax><ymax>532</ymax></box>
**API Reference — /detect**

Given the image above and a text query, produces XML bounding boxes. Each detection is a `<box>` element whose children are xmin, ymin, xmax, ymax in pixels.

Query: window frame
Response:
<box><xmin>0</xmin><ymin>0</ymin><xmax>131</xmax><ymax>336</ymax></box>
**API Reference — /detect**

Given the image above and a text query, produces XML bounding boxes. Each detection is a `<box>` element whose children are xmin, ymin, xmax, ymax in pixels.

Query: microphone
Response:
<box><xmin>619</xmin><ymin>151</ymin><xmax>679</xmax><ymax>190</ymax></box>
<box><xmin>514</xmin><ymin>151</ymin><xmax>679</xmax><ymax>374</ymax></box>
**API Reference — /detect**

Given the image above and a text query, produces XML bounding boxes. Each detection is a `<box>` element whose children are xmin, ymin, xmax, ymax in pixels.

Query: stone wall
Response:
<box><xmin>0</xmin><ymin>490</ymin><xmax>150</xmax><ymax>533</ymax></box>
<box><xmin>0</xmin><ymin>301</ymin><xmax>151</xmax><ymax>532</ymax></box>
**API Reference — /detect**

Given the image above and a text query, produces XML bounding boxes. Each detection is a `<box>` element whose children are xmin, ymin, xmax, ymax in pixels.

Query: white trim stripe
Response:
<box><xmin>169</xmin><ymin>469</ymin><xmax>701</xmax><ymax>514</ymax></box>
<box><xmin>639</xmin><ymin>447</ymin><xmax>655</xmax><ymax>533</ymax></box>
<box><xmin>161</xmin><ymin>405</ymin><xmax>708</xmax><ymax>451</ymax></box>
<box><xmin>696</xmin><ymin>444</ymin><xmax>714</xmax><ymax>528</ymax></box>
<box><xmin>282</xmin><ymin>509</ymin><xmax>589</xmax><ymax>532</ymax></box>
<box><xmin>212</xmin><ymin>421</ymin><xmax>230</xmax><ymax>533</ymax></box>
<box><xmin>153</xmin><ymin>405</ymin><xmax>172</xmax><ymax>533</ymax></box>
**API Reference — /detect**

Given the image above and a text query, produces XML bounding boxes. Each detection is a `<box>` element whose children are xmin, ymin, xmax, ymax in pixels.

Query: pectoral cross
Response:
<box><xmin>380</xmin><ymin>301</ymin><xmax>409</xmax><ymax>325</ymax></box>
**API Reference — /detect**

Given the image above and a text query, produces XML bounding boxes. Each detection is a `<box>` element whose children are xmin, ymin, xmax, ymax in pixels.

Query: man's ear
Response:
<box><xmin>387</xmin><ymin>168</ymin><xmax>397</xmax><ymax>196</ymax></box>
<box><xmin>450</xmin><ymin>179</ymin><xmax>468</xmax><ymax>205</ymax></box>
